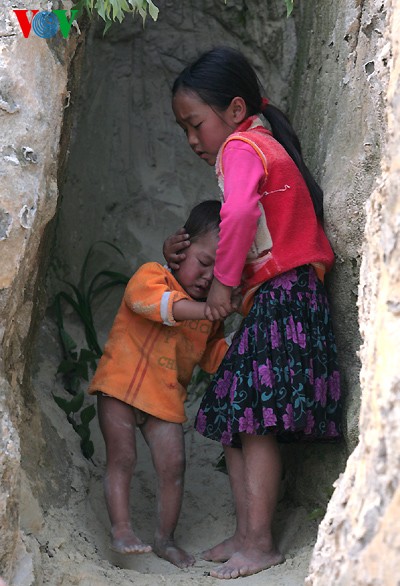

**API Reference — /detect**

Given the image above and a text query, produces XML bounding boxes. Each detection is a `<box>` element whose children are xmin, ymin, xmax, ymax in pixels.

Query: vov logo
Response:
<box><xmin>13</xmin><ymin>9</ymin><xmax>79</xmax><ymax>39</ymax></box>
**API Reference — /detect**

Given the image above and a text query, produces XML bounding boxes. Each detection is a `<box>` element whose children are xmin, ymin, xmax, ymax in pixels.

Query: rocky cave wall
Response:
<box><xmin>0</xmin><ymin>0</ymin><xmax>84</xmax><ymax>580</ymax></box>
<box><xmin>282</xmin><ymin>0</ymin><xmax>390</xmax><ymax>505</ymax></box>
<box><xmin>0</xmin><ymin>0</ymin><xmax>397</xmax><ymax>583</ymax></box>
<box><xmin>306</xmin><ymin>2</ymin><xmax>400</xmax><ymax>583</ymax></box>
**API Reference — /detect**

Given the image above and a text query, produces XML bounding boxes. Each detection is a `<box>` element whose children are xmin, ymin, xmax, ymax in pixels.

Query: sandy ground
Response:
<box><xmin>21</xmin><ymin>316</ymin><xmax>319</xmax><ymax>586</ymax></box>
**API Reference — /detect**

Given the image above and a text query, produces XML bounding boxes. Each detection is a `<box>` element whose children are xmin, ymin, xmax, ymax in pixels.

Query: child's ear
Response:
<box><xmin>230</xmin><ymin>97</ymin><xmax>247</xmax><ymax>124</ymax></box>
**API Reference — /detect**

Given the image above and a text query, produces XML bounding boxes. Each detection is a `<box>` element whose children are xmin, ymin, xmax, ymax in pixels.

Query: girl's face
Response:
<box><xmin>172</xmin><ymin>90</ymin><xmax>239</xmax><ymax>166</ymax></box>
<box><xmin>174</xmin><ymin>231</ymin><xmax>219</xmax><ymax>299</ymax></box>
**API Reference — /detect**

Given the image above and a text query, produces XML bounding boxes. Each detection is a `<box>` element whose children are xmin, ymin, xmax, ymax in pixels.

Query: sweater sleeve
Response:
<box><xmin>214</xmin><ymin>141</ymin><xmax>266</xmax><ymax>287</ymax></box>
<box><xmin>124</xmin><ymin>263</ymin><xmax>190</xmax><ymax>326</ymax></box>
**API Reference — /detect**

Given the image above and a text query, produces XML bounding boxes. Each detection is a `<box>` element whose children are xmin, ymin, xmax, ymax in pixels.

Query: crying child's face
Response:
<box><xmin>174</xmin><ymin>231</ymin><xmax>218</xmax><ymax>299</ymax></box>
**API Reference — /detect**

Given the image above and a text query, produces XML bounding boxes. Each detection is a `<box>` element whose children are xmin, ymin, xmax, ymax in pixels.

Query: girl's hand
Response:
<box><xmin>163</xmin><ymin>228</ymin><xmax>190</xmax><ymax>270</ymax></box>
<box><xmin>205</xmin><ymin>278</ymin><xmax>234</xmax><ymax>321</ymax></box>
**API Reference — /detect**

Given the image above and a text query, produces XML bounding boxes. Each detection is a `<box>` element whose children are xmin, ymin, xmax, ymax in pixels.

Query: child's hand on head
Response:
<box><xmin>163</xmin><ymin>228</ymin><xmax>191</xmax><ymax>270</ymax></box>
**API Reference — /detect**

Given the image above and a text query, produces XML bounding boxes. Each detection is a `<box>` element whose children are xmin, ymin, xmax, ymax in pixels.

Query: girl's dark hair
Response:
<box><xmin>183</xmin><ymin>200</ymin><xmax>221</xmax><ymax>241</ymax></box>
<box><xmin>173</xmin><ymin>46</ymin><xmax>324</xmax><ymax>219</ymax></box>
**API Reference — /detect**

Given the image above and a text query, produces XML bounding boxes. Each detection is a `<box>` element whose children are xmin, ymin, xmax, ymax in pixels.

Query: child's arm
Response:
<box><xmin>125</xmin><ymin>263</ymin><xmax>232</xmax><ymax>325</ymax></box>
<box><xmin>173</xmin><ymin>294</ymin><xmax>239</xmax><ymax>322</ymax></box>
<box><xmin>163</xmin><ymin>228</ymin><xmax>190</xmax><ymax>270</ymax></box>
<box><xmin>172</xmin><ymin>299</ymin><xmax>206</xmax><ymax>321</ymax></box>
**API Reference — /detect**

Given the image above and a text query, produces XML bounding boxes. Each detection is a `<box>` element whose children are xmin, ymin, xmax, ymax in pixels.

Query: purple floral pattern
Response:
<box><xmin>239</xmin><ymin>408</ymin><xmax>260</xmax><ymax>433</ymax></box>
<box><xmin>286</xmin><ymin>316</ymin><xmax>306</xmax><ymax>348</ymax></box>
<box><xmin>195</xmin><ymin>265</ymin><xmax>342</xmax><ymax>443</ymax></box>
<box><xmin>263</xmin><ymin>407</ymin><xmax>277</xmax><ymax>427</ymax></box>
<box><xmin>196</xmin><ymin>409</ymin><xmax>207</xmax><ymax>434</ymax></box>
<box><xmin>283</xmin><ymin>404</ymin><xmax>296</xmax><ymax>431</ymax></box>
<box><xmin>259</xmin><ymin>359</ymin><xmax>274</xmax><ymax>388</ymax></box>
<box><xmin>314</xmin><ymin>377</ymin><xmax>327</xmax><ymax>407</ymax></box>
<box><xmin>328</xmin><ymin>371</ymin><xmax>341</xmax><ymax>401</ymax></box>
<box><xmin>215</xmin><ymin>370</ymin><xmax>232</xmax><ymax>399</ymax></box>
<box><xmin>238</xmin><ymin>327</ymin><xmax>249</xmax><ymax>355</ymax></box>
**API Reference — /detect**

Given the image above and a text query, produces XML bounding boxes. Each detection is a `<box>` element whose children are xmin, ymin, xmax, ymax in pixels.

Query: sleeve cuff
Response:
<box><xmin>160</xmin><ymin>291</ymin><xmax>177</xmax><ymax>326</ymax></box>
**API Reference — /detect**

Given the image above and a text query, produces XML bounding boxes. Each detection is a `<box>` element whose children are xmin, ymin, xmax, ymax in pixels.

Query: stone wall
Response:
<box><xmin>0</xmin><ymin>1</ymin><xmax>83</xmax><ymax>579</ymax></box>
<box><xmin>51</xmin><ymin>0</ymin><xmax>296</xmax><ymax>285</ymax></box>
<box><xmin>0</xmin><ymin>0</ymin><xmax>398</xmax><ymax>583</ymax></box>
<box><xmin>281</xmin><ymin>0</ymin><xmax>390</xmax><ymax>506</ymax></box>
<box><xmin>293</xmin><ymin>0</ymin><xmax>389</xmax><ymax>451</ymax></box>
<box><xmin>306</xmin><ymin>1</ymin><xmax>400</xmax><ymax>582</ymax></box>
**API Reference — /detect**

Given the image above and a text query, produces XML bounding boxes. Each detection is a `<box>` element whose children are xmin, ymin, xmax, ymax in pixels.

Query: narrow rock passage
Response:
<box><xmin>29</xmin><ymin>317</ymin><xmax>320</xmax><ymax>586</ymax></box>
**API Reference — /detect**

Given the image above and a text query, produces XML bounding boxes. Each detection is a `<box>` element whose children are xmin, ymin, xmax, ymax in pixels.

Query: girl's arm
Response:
<box><xmin>163</xmin><ymin>228</ymin><xmax>190</xmax><ymax>270</ymax></box>
<box><xmin>214</xmin><ymin>143</ymin><xmax>265</xmax><ymax>286</ymax></box>
<box><xmin>205</xmin><ymin>143</ymin><xmax>264</xmax><ymax>320</ymax></box>
<box><xmin>205</xmin><ymin>278</ymin><xmax>234</xmax><ymax>321</ymax></box>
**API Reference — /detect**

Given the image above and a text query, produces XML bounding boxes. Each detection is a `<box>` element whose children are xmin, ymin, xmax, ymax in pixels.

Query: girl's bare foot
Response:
<box><xmin>201</xmin><ymin>534</ymin><xmax>244</xmax><ymax>562</ymax></box>
<box><xmin>154</xmin><ymin>536</ymin><xmax>195</xmax><ymax>568</ymax></box>
<box><xmin>209</xmin><ymin>546</ymin><xmax>284</xmax><ymax>579</ymax></box>
<box><xmin>110</xmin><ymin>523</ymin><xmax>152</xmax><ymax>554</ymax></box>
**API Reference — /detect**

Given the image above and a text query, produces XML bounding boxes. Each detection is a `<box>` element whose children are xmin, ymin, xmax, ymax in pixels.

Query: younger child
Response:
<box><xmin>89</xmin><ymin>200</ymin><xmax>232</xmax><ymax>569</ymax></box>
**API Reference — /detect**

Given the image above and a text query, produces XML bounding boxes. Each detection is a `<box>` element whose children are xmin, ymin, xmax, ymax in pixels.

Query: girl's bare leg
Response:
<box><xmin>97</xmin><ymin>395</ymin><xmax>152</xmax><ymax>554</ymax></box>
<box><xmin>210</xmin><ymin>434</ymin><xmax>284</xmax><ymax>579</ymax></box>
<box><xmin>201</xmin><ymin>445</ymin><xmax>247</xmax><ymax>562</ymax></box>
<box><xmin>141</xmin><ymin>416</ymin><xmax>195</xmax><ymax>568</ymax></box>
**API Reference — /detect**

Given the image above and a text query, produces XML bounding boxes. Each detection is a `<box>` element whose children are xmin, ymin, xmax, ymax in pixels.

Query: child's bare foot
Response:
<box><xmin>209</xmin><ymin>546</ymin><xmax>284</xmax><ymax>579</ymax></box>
<box><xmin>201</xmin><ymin>534</ymin><xmax>243</xmax><ymax>562</ymax></box>
<box><xmin>154</xmin><ymin>536</ymin><xmax>195</xmax><ymax>568</ymax></box>
<box><xmin>110</xmin><ymin>523</ymin><xmax>152</xmax><ymax>554</ymax></box>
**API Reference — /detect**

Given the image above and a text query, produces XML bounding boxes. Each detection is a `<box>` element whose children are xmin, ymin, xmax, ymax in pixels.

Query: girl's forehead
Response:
<box><xmin>172</xmin><ymin>90</ymin><xmax>207</xmax><ymax>117</ymax></box>
<box><xmin>173</xmin><ymin>88</ymin><xmax>203</xmax><ymax>104</ymax></box>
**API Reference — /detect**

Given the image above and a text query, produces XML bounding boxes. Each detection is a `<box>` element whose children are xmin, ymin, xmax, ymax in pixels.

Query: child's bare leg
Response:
<box><xmin>141</xmin><ymin>416</ymin><xmax>195</xmax><ymax>568</ymax></box>
<box><xmin>202</xmin><ymin>445</ymin><xmax>247</xmax><ymax>562</ymax></box>
<box><xmin>97</xmin><ymin>395</ymin><xmax>152</xmax><ymax>554</ymax></box>
<box><xmin>210</xmin><ymin>434</ymin><xmax>284</xmax><ymax>579</ymax></box>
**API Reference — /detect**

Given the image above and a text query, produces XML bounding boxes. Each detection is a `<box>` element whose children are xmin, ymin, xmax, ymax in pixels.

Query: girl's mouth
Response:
<box><xmin>195</xmin><ymin>150</ymin><xmax>207</xmax><ymax>159</ymax></box>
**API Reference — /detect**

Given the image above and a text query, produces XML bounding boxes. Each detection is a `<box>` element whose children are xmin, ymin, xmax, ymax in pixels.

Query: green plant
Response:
<box><xmin>53</xmin><ymin>392</ymin><xmax>97</xmax><ymax>459</ymax></box>
<box><xmin>53</xmin><ymin>241</ymin><xmax>130</xmax><ymax>459</ymax></box>
<box><xmin>284</xmin><ymin>0</ymin><xmax>294</xmax><ymax>17</ymax></box>
<box><xmin>72</xmin><ymin>0</ymin><xmax>294</xmax><ymax>34</ymax></box>
<box><xmin>73</xmin><ymin>0</ymin><xmax>159</xmax><ymax>33</ymax></box>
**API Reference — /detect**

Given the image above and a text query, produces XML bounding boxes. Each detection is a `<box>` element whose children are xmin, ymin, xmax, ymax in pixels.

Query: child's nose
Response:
<box><xmin>203</xmin><ymin>266</ymin><xmax>213</xmax><ymax>281</ymax></box>
<box><xmin>187</xmin><ymin>129</ymin><xmax>198</xmax><ymax>148</ymax></box>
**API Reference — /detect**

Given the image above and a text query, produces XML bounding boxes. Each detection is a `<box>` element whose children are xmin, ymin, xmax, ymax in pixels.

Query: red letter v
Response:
<box><xmin>13</xmin><ymin>10</ymin><xmax>39</xmax><ymax>38</ymax></box>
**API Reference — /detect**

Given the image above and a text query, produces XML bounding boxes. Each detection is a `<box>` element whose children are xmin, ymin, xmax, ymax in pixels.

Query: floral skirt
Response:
<box><xmin>195</xmin><ymin>265</ymin><xmax>342</xmax><ymax>446</ymax></box>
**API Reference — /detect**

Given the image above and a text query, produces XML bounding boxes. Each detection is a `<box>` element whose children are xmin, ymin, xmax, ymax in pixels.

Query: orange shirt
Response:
<box><xmin>89</xmin><ymin>263</ymin><xmax>228</xmax><ymax>423</ymax></box>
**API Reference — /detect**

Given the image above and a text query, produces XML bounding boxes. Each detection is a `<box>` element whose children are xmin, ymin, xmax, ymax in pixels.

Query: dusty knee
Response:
<box><xmin>106</xmin><ymin>446</ymin><xmax>137</xmax><ymax>473</ymax></box>
<box><xmin>159</xmin><ymin>451</ymin><xmax>186</xmax><ymax>481</ymax></box>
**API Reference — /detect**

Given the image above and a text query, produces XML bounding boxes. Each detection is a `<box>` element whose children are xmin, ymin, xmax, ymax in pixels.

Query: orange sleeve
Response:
<box><xmin>124</xmin><ymin>263</ymin><xmax>190</xmax><ymax>326</ymax></box>
<box><xmin>199</xmin><ymin>321</ymin><xmax>228</xmax><ymax>374</ymax></box>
